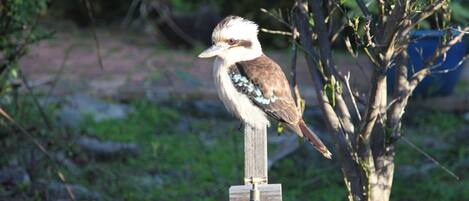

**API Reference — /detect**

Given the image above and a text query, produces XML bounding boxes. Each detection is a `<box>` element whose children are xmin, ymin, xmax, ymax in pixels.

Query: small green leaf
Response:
<box><xmin>299</xmin><ymin>98</ymin><xmax>305</xmax><ymax>115</ymax></box>
<box><xmin>336</xmin><ymin>81</ymin><xmax>343</xmax><ymax>95</ymax></box>
<box><xmin>353</xmin><ymin>17</ymin><xmax>360</xmax><ymax>32</ymax></box>
<box><xmin>277</xmin><ymin>122</ymin><xmax>284</xmax><ymax>135</ymax></box>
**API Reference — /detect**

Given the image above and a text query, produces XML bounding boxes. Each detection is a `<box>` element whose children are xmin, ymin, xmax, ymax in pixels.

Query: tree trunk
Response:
<box><xmin>372</xmin><ymin>150</ymin><xmax>395</xmax><ymax>201</ymax></box>
<box><xmin>293</xmin><ymin>2</ymin><xmax>395</xmax><ymax>200</ymax></box>
<box><xmin>292</xmin><ymin>0</ymin><xmax>453</xmax><ymax>200</ymax></box>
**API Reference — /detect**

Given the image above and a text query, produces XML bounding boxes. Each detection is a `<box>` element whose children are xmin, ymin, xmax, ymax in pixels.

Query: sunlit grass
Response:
<box><xmin>0</xmin><ymin>97</ymin><xmax>467</xmax><ymax>201</ymax></box>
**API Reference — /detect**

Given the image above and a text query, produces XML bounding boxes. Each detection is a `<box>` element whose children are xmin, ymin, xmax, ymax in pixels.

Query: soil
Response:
<box><xmin>19</xmin><ymin>28</ymin><xmax>468</xmax><ymax>104</ymax></box>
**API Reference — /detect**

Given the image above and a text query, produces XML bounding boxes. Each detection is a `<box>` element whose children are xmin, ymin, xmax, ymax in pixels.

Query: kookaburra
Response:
<box><xmin>198</xmin><ymin>16</ymin><xmax>332</xmax><ymax>159</ymax></box>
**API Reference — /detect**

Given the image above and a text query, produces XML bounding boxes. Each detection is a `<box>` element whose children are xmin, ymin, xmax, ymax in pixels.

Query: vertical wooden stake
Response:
<box><xmin>229</xmin><ymin>124</ymin><xmax>282</xmax><ymax>201</ymax></box>
<box><xmin>244</xmin><ymin>124</ymin><xmax>268</xmax><ymax>184</ymax></box>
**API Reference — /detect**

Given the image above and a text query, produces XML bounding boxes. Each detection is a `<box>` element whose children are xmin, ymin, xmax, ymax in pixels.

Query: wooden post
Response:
<box><xmin>244</xmin><ymin>124</ymin><xmax>268</xmax><ymax>183</ymax></box>
<box><xmin>229</xmin><ymin>124</ymin><xmax>283</xmax><ymax>201</ymax></box>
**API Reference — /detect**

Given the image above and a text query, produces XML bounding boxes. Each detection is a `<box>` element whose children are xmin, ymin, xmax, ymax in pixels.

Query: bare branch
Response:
<box><xmin>150</xmin><ymin>2</ymin><xmax>198</xmax><ymax>46</ymax></box>
<box><xmin>410</xmin><ymin>0</ymin><xmax>446</xmax><ymax>25</ymax></box>
<box><xmin>401</xmin><ymin>0</ymin><xmax>446</xmax><ymax>37</ymax></box>
<box><xmin>288</xmin><ymin>22</ymin><xmax>304</xmax><ymax>113</ymax></box>
<box><xmin>380</xmin><ymin>0</ymin><xmax>409</xmax><ymax>63</ymax></box>
<box><xmin>309</xmin><ymin>0</ymin><xmax>335</xmax><ymax>76</ymax></box>
<box><xmin>294</xmin><ymin>2</ymin><xmax>365</xmax><ymax>199</ymax></box>
<box><xmin>47</xmin><ymin>45</ymin><xmax>76</xmax><ymax>97</ymax></box>
<box><xmin>121</xmin><ymin>0</ymin><xmax>142</xmax><ymax>28</ymax></box>
<box><xmin>355</xmin><ymin>0</ymin><xmax>372</xmax><ymax>18</ymax></box>
<box><xmin>386</xmin><ymin>49</ymin><xmax>409</xmax><ymax>138</ymax></box>
<box><xmin>260</xmin><ymin>28</ymin><xmax>292</xmax><ymax>36</ymax></box>
<box><xmin>57</xmin><ymin>171</ymin><xmax>77</xmax><ymax>201</ymax></box>
<box><xmin>310</xmin><ymin>0</ymin><xmax>356</xmax><ymax>137</ymax></box>
<box><xmin>19</xmin><ymin>70</ymin><xmax>53</xmax><ymax>130</ymax></box>
<box><xmin>260</xmin><ymin>8</ymin><xmax>292</xmax><ymax>29</ymax></box>
<box><xmin>345</xmin><ymin>72</ymin><xmax>362</xmax><ymax>121</ymax></box>
<box><xmin>432</xmin><ymin>54</ymin><xmax>468</xmax><ymax>74</ymax></box>
<box><xmin>387</xmin><ymin>28</ymin><xmax>467</xmax><ymax>142</ymax></box>
<box><xmin>331</xmin><ymin>23</ymin><xmax>346</xmax><ymax>44</ymax></box>
<box><xmin>408</xmin><ymin>68</ymin><xmax>430</xmax><ymax>94</ymax></box>
<box><xmin>411</xmin><ymin>27</ymin><xmax>469</xmax><ymax>87</ymax></box>
<box><xmin>364</xmin><ymin>19</ymin><xmax>375</xmax><ymax>48</ymax></box>
<box><xmin>82</xmin><ymin>0</ymin><xmax>104</xmax><ymax>70</ymax></box>
<box><xmin>0</xmin><ymin>107</ymin><xmax>49</xmax><ymax>156</ymax></box>
<box><xmin>401</xmin><ymin>136</ymin><xmax>459</xmax><ymax>180</ymax></box>
<box><xmin>377</xmin><ymin>0</ymin><xmax>385</xmax><ymax>23</ymax></box>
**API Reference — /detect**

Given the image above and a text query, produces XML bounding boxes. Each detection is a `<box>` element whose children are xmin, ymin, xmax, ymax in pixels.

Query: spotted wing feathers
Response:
<box><xmin>229</xmin><ymin>55</ymin><xmax>300</xmax><ymax>125</ymax></box>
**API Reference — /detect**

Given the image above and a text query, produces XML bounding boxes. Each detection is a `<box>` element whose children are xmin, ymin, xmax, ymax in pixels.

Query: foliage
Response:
<box><xmin>341</xmin><ymin>0</ymin><xmax>469</xmax><ymax>27</ymax></box>
<box><xmin>450</xmin><ymin>0</ymin><xmax>469</xmax><ymax>25</ymax></box>
<box><xmin>0</xmin><ymin>0</ymin><xmax>51</xmax><ymax>95</ymax></box>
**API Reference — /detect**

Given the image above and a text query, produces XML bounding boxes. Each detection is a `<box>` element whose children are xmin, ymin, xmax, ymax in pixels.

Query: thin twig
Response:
<box><xmin>355</xmin><ymin>0</ymin><xmax>372</xmax><ymax>18</ymax></box>
<box><xmin>289</xmin><ymin>23</ymin><xmax>303</xmax><ymax>114</ymax></box>
<box><xmin>331</xmin><ymin>23</ymin><xmax>346</xmax><ymax>44</ymax></box>
<box><xmin>18</xmin><ymin>70</ymin><xmax>53</xmax><ymax>130</ymax></box>
<box><xmin>57</xmin><ymin>171</ymin><xmax>76</xmax><ymax>201</ymax></box>
<box><xmin>432</xmin><ymin>54</ymin><xmax>468</xmax><ymax>74</ymax></box>
<box><xmin>0</xmin><ymin>107</ymin><xmax>78</xmax><ymax>201</ymax></box>
<box><xmin>400</xmin><ymin>0</ymin><xmax>446</xmax><ymax>37</ymax></box>
<box><xmin>422</xmin><ymin>27</ymin><xmax>469</xmax><ymax>70</ymax></box>
<box><xmin>260</xmin><ymin>28</ymin><xmax>292</xmax><ymax>36</ymax></box>
<box><xmin>344</xmin><ymin>72</ymin><xmax>361</xmax><ymax>121</ymax></box>
<box><xmin>47</xmin><ymin>45</ymin><xmax>75</xmax><ymax>97</ymax></box>
<box><xmin>121</xmin><ymin>0</ymin><xmax>142</xmax><ymax>28</ymax></box>
<box><xmin>151</xmin><ymin>2</ymin><xmax>198</xmax><ymax>46</ymax></box>
<box><xmin>260</xmin><ymin>8</ymin><xmax>291</xmax><ymax>29</ymax></box>
<box><xmin>82</xmin><ymin>0</ymin><xmax>104</xmax><ymax>70</ymax></box>
<box><xmin>386</xmin><ymin>96</ymin><xmax>401</xmax><ymax>111</ymax></box>
<box><xmin>401</xmin><ymin>136</ymin><xmax>459</xmax><ymax>180</ymax></box>
<box><xmin>0</xmin><ymin>107</ymin><xmax>49</xmax><ymax>156</ymax></box>
<box><xmin>406</xmin><ymin>28</ymin><xmax>468</xmax><ymax>92</ymax></box>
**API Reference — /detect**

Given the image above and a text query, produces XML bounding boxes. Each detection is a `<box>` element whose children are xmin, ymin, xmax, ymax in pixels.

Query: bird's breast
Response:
<box><xmin>212</xmin><ymin>58</ymin><xmax>269</xmax><ymax>128</ymax></box>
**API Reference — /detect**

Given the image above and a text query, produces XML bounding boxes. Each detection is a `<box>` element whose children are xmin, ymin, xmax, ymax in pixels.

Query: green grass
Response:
<box><xmin>1</xmin><ymin>98</ymin><xmax>468</xmax><ymax>201</ymax></box>
<box><xmin>76</xmin><ymin>100</ymin><xmax>244</xmax><ymax>201</ymax></box>
<box><xmin>70</xmin><ymin>102</ymin><xmax>469</xmax><ymax>201</ymax></box>
<box><xmin>392</xmin><ymin>110</ymin><xmax>468</xmax><ymax>201</ymax></box>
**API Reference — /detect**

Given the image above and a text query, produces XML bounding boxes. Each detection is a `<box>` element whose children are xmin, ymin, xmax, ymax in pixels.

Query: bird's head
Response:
<box><xmin>198</xmin><ymin>16</ymin><xmax>262</xmax><ymax>62</ymax></box>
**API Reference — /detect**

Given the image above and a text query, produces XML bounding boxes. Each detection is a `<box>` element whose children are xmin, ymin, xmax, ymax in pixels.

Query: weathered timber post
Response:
<box><xmin>229</xmin><ymin>124</ymin><xmax>283</xmax><ymax>201</ymax></box>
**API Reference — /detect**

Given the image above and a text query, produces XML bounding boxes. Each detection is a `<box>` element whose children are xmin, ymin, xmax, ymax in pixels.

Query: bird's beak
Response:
<box><xmin>198</xmin><ymin>44</ymin><xmax>228</xmax><ymax>58</ymax></box>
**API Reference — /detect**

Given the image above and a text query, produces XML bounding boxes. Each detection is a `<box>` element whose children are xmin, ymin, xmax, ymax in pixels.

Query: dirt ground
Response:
<box><xmin>19</xmin><ymin>28</ymin><xmax>469</xmax><ymax>104</ymax></box>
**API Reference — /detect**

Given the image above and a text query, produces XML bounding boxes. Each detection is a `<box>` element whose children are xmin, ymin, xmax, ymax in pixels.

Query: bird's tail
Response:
<box><xmin>298</xmin><ymin>120</ymin><xmax>332</xmax><ymax>159</ymax></box>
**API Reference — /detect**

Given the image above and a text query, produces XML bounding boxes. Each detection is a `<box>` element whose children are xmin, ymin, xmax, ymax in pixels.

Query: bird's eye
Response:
<box><xmin>228</xmin><ymin>38</ymin><xmax>236</xmax><ymax>45</ymax></box>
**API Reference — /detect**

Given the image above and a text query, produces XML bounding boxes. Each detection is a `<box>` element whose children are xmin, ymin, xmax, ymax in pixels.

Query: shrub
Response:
<box><xmin>0</xmin><ymin>0</ymin><xmax>50</xmax><ymax>96</ymax></box>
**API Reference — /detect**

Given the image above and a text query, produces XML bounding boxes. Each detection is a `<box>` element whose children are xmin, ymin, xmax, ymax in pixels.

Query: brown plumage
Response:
<box><xmin>231</xmin><ymin>55</ymin><xmax>332</xmax><ymax>159</ymax></box>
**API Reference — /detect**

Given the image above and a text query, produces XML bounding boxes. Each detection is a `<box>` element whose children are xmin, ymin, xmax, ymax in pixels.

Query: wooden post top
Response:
<box><xmin>244</xmin><ymin>124</ymin><xmax>268</xmax><ymax>185</ymax></box>
<box><xmin>229</xmin><ymin>124</ymin><xmax>282</xmax><ymax>201</ymax></box>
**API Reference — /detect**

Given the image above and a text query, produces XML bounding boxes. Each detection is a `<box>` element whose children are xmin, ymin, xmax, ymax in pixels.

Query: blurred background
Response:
<box><xmin>0</xmin><ymin>0</ymin><xmax>468</xmax><ymax>200</ymax></box>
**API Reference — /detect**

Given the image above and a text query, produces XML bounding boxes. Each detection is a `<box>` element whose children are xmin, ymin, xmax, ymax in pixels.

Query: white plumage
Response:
<box><xmin>213</xmin><ymin>57</ymin><xmax>270</xmax><ymax>128</ymax></box>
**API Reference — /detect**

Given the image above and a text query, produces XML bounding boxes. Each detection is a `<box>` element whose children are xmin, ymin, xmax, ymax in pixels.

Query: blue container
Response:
<box><xmin>388</xmin><ymin>29</ymin><xmax>467</xmax><ymax>97</ymax></box>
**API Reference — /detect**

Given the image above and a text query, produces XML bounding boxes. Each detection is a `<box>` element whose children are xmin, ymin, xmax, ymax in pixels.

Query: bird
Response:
<box><xmin>198</xmin><ymin>15</ymin><xmax>332</xmax><ymax>159</ymax></box>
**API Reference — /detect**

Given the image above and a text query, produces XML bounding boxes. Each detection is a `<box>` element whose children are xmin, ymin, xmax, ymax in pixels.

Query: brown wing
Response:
<box><xmin>229</xmin><ymin>55</ymin><xmax>300</xmax><ymax>125</ymax></box>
